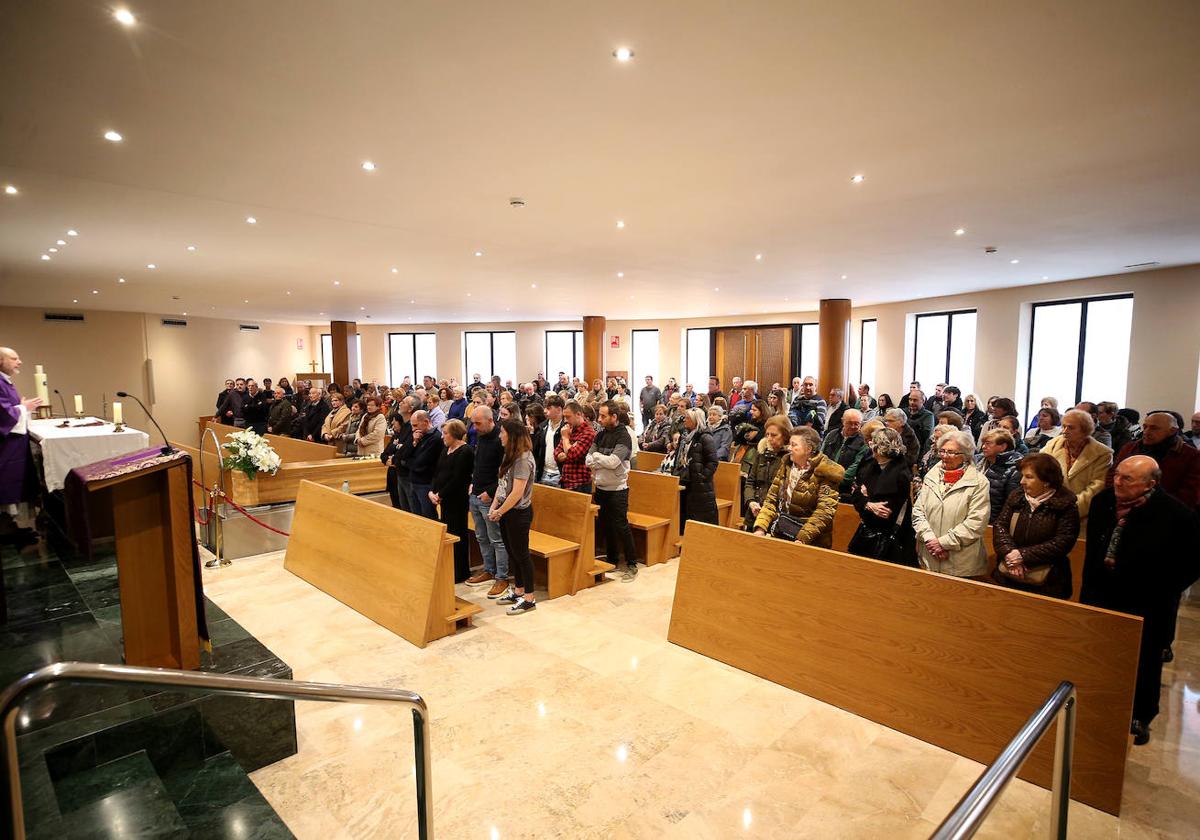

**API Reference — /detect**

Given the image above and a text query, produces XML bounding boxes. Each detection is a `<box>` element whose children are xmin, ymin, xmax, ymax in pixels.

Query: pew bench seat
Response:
<box><xmin>716</xmin><ymin>497</ymin><xmax>734</xmax><ymax>526</ymax></box>
<box><xmin>529</xmin><ymin>531</ymin><xmax>614</xmax><ymax>599</ymax></box>
<box><xmin>627</xmin><ymin>512</ymin><xmax>671</xmax><ymax>566</ymax></box>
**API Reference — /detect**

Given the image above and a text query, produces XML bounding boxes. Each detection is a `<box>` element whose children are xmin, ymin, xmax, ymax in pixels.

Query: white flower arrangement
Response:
<box><xmin>221</xmin><ymin>429</ymin><xmax>282</xmax><ymax>479</ymax></box>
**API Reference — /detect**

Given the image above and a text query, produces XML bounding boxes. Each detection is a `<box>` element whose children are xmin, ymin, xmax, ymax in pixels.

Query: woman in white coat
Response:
<box><xmin>912</xmin><ymin>429</ymin><xmax>991</xmax><ymax>578</ymax></box>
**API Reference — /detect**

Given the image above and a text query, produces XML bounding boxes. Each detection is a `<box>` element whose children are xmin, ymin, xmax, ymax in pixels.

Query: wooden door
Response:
<box><xmin>714</xmin><ymin>326</ymin><xmax>792</xmax><ymax>391</ymax></box>
<box><xmin>755</xmin><ymin>327</ymin><xmax>791</xmax><ymax>390</ymax></box>
<box><xmin>714</xmin><ymin>329</ymin><xmax>751</xmax><ymax>393</ymax></box>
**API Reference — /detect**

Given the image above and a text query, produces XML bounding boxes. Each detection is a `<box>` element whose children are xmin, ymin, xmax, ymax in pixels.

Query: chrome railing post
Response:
<box><xmin>413</xmin><ymin>707</ymin><xmax>432</xmax><ymax>838</ymax></box>
<box><xmin>1048</xmin><ymin>693</ymin><xmax>1076</xmax><ymax>839</ymax></box>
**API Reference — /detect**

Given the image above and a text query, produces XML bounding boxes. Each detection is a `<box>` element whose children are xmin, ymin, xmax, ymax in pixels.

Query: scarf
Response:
<box><xmin>942</xmin><ymin>466</ymin><xmax>966</xmax><ymax>485</ymax></box>
<box><xmin>1024</xmin><ymin>488</ymin><xmax>1055</xmax><ymax>512</ymax></box>
<box><xmin>1104</xmin><ymin>489</ymin><xmax>1153</xmax><ymax>568</ymax></box>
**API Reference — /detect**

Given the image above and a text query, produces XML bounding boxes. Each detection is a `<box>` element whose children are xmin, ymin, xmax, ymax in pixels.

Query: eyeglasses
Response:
<box><xmin>936</xmin><ymin>448</ymin><xmax>964</xmax><ymax>457</ymax></box>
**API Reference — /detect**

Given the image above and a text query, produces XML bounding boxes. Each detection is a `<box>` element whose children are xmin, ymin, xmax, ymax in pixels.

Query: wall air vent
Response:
<box><xmin>1123</xmin><ymin>261</ymin><xmax>1159</xmax><ymax>269</ymax></box>
<box><xmin>239</xmin><ymin>324</ymin><xmax>261</xmax><ymax>332</ymax></box>
<box><xmin>161</xmin><ymin>318</ymin><xmax>188</xmax><ymax>327</ymax></box>
<box><xmin>43</xmin><ymin>312</ymin><xmax>85</xmax><ymax>322</ymax></box>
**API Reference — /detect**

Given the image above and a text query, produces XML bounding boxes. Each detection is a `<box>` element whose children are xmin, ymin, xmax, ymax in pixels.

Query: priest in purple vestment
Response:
<box><xmin>0</xmin><ymin>346</ymin><xmax>42</xmax><ymax>541</ymax></box>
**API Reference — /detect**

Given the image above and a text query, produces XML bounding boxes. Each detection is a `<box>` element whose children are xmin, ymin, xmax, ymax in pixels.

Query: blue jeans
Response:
<box><xmin>410</xmin><ymin>482</ymin><xmax>437</xmax><ymax>519</ymax></box>
<box><xmin>469</xmin><ymin>493</ymin><xmax>509</xmax><ymax>579</ymax></box>
<box><xmin>539</xmin><ymin>472</ymin><xmax>561</xmax><ymax>487</ymax></box>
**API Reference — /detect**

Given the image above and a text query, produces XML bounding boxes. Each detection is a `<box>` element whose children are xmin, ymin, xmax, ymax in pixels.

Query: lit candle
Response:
<box><xmin>34</xmin><ymin>371</ymin><xmax>49</xmax><ymax>404</ymax></box>
<box><xmin>74</xmin><ymin>394</ymin><xmax>83</xmax><ymax>414</ymax></box>
<box><xmin>112</xmin><ymin>402</ymin><xmax>123</xmax><ymax>425</ymax></box>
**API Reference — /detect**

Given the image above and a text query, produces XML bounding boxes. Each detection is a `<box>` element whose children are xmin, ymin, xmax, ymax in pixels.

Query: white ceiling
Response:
<box><xmin>2</xmin><ymin>0</ymin><xmax>1199</xmax><ymax>325</ymax></box>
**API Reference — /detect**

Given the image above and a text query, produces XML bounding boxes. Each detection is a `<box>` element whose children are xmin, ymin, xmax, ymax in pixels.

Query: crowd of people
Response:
<box><xmin>216</xmin><ymin>368</ymin><xmax>1200</xmax><ymax>744</ymax></box>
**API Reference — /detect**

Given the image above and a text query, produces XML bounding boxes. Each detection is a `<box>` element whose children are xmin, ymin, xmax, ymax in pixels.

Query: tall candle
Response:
<box><xmin>74</xmin><ymin>394</ymin><xmax>83</xmax><ymax>414</ymax></box>
<box><xmin>34</xmin><ymin>373</ymin><xmax>49</xmax><ymax>404</ymax></box>
<box><xmin>112</xmin><ymin>402</ymin><xmax>123</xmax><ymax>425</ymax></box>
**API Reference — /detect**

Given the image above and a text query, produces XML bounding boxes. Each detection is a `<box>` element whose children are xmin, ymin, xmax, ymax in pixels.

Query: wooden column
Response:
<box><xmin>817</xmin><ymin>299</ymin><xmax>851</xmax><ymax>394</ymax></box>
<box><xmin>582</xmin><ymin>316</ymin><xmax>606</xmax><ymax>386</ymax></box>
<box><xmin>330</xmin><ymin>320</ymin><xmax>358</xmax><ymax>386</ymax></box>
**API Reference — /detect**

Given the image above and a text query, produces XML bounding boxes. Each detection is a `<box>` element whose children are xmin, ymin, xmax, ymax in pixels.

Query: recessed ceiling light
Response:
<box><xmin>333</xmin><ymin>280</ymin><xmax>340</xmax><ymax>286</ymax></box>
<box><xmin>850</xmin><ymin>174</ymin><xmax>865</xmax><ymax>183</ymax></box>
<box><xmin>613</xmin><ymin>47</ymin><xmax>634</xmax><ymax>62</ymax></box>
<box><xmin>186</xmin><ymin>245</ymin><xmax>196</xmax><ymax>252</ymax></box>
<box><xmin>56</xmin><ymin>239</ymin><xmax>66</xmax><ymax>245</ymax></box>
<box><xmin>72</xmin><ymin>298</ymin><xmax>78</xmax><ymax>303</ymax></box>
<box><xmin>245</xmin><ymin>216</ymin><xmax>257</xmax><ymax>224</ymax></box>
<box><xmin>243</xmin><ymin>299</ymin><xmax>249</xmax><ymax>303</ymax></box>
<box><xmin>506</xmin><ymin>307</ymin><xmax>511</xmax><ymax>311</ymax></box>
<box><xmin>1010</xmin><ymin>259</ymin><xmax>1020</xmax><ymax>264</ymax></box>
<box><xmin>118</xmin><ymin>277</ymin><xmax>125</xmax><ymax>283</ymax></box>
<box><xmin>713</xmin><ymin>287</ymin><xmax>720</xmax><ymax>292</ymax></box>
<box><xmin>360</xmin><ymin>306</ymin><xmax>366</xmax><ymax>311</ymax></box>
<box><xmin>616</xmin><ymin>271</ymin><xmax>624</xmax><ymax>278</ymax></box>
<box><xmin>67</xmin><ymin>229</ymin><xmax>78</xmax><ymax>236</ymax></box>
<box><xmin>113</xmin><ymin>8</ymin><xmax>136</xmax><ymax>26</ymax></box>
<box><xmin>466</xmin><ymin>292</ymin><xmax>472</xmax><ymax>297</ymax></box>
<box><xmin>409</xmin><ymin>299</ymin><xmax>415</xmax><ymax>304</ymax></box>
<box><xmin>1042</xmin><ymin>275</ymin><xmax>1049</xmax><ymax>280</ymax></box>
<box><xmin>286</xmin><ymin>290</ymin><xmax>291</xmax><ymax>295</ymax></box>
<box><xmin>4</xmin><ymin>185</ymin><xmax>17</xmax><ymax>195</ymax></box>
<box><xmin>91</xmin><ymin>289</ymin><xmax>99</xmax><ymax>294</ymax></box>
<box><xmin>474</xmin><ymin>251</ymin><xmax>483</xmax><ymax>257</ymax></box>
<box><xmin>40</xmin><ymin>254</ymin><xmax>50</xmax><ymax>260</ymax></box>
<box><xmin>48</xmin><ymin>248</ymin><xmax>58</xmax><ymax>253</ymax></box>
<box><xmin>146</xmin><ymin>263</ymin><xmax>156</xmax><ymax>269</ymax></box>
<box><xmin>361</xmin><ymin>161</ymin><xmax>376</xmax><ymax>171</ymax></box>
<box><xmin>755</xmin><ymin>253</ymin><xmax>763</xmax><ymax>261</ymax></box>
<box><xmin>182</xmin><ymin>312</ymin><xmax>187</xmax><ymax>316</ymax></box>
<box><xmin>390</xmin><ymin>267</ymin><xmax>398</xmax><ymax>274</ymax></box>
<box><xmin>103</xmin><ymin>130</ymin><xmax>123</xmax><ymax>143</ymax></box>
<box><xmin>616</xmin><ymin>220</ymin><xmax>625</xmax><ymax>229</ymax></box>
<box><xmin>954</xmin><ymin>228</ymin><xmax>966</xmax><ymax>236</ymax></box>
<box><xmin>841</xmin><ymin>274</ymin><xmax>847</xmax><ymax>280</ymax></box>
<box><xmin>530</xmin><ymin>283</ymin><xmax>537</xmax><ymax>289</ymax></box>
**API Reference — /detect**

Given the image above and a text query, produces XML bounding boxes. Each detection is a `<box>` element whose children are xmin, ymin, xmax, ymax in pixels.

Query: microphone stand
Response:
<box><xmin>53</xmin><ymin>389</ymin><xmax>70</xmax><ymax>427</ymax></box>
<box><xmin>116</xmin><ymin>391</ymin><xmax>175</xmax><ymax>455</ymax></box>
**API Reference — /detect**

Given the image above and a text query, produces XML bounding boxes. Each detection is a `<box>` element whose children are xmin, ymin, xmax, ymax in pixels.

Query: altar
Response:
<box><xmin>29</xmin><ymin>417</ymin><xmax>151</xmax><ymax>491</ymax></box>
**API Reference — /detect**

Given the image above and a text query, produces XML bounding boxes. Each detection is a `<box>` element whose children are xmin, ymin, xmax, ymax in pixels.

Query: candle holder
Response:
<box><xmin>57</xmin><ymin>416</ymin><xmax>71</xmax><ymax>428</ymax></box>
<box><xmin>113</xmin><ymin>422</ymin><xmax>126</xmax><ymax>433</ymax></box>
<box><xmin>75</xmin><ymin>411</ymin><xmax>85</xmax><ymax>420</ymax></box>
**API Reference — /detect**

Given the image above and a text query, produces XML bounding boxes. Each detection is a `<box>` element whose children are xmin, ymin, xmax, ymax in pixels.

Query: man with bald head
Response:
<box><xmin>0</xmin><ymin>347</ymin><xmax>42</xmax><ymax>546</ymax></box>
<box><xmin>1082</xmin><ymin>455</ymin><xmax>1200</xmax><ymax>745</ymax></box>
<box><xmin>1107</xmin><ymin>411</ymin><xmax>1200</xmax><ymax>509</ymax></box>
<box><xmin>1185</xmin><ymin>411</ymin><xmax>1200</xmax><ymax>449</ymax></box>
<box><xmin>401</xmin><ymin>410</ymin><xmax>443</xmax><ymax>519</ymax></box>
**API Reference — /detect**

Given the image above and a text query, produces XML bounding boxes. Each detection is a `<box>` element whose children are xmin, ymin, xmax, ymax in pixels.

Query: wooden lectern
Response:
<box><xmin>79</xmin><ymin>455</ymin><xmax>202</xmax><ymax>670</ymax></box>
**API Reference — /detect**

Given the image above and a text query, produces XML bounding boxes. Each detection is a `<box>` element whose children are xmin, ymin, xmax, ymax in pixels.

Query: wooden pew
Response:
<box><xmin>713</xmin><ymin>461</ymin><xmax>741</xmax><ymax>529</ymax></box>
<box><xmin>201</xmin><ymin>419</ymin><xmax>338</xmax><ymax>462</ymax></box>
<box><xmin>284</xmin><ymin>480</ymin><xmax>480</xmax><ymax>648</ymax></box>
<box><xmin>530</xmin><ymin>484</ymin><xmax>615</xmax><ymax>599</ymax></box>
<box><xmin>636</xmin><ymin>451</ymin><xmax>666</xmax><ymax>473</ymax></box>
<box><xmin>832</xmin><ymin>502</ymin><xmax>860</xmax><ymax>553</ymax></box>
<box><xmin>668</xmin><ymin>521</ymin><xmax>1141</xmax><ymax>816</ymax></box>
<box><xmin>173</xmin><ymin>442</ymin><xmax>387</xmax><ymax>507</ymax></box>
<box><xmin>624</xmin><ymin>470</ymin><xmax>679</xmax><ymax>566</ymax></box>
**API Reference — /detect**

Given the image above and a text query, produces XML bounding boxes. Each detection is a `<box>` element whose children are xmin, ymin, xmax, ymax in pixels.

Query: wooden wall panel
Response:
<box><xmin>668</xmin><ymin>522</ymin><xmax>1141</xmax><ymax>815</ymax></box>
<box><xmin>755</xmin><ymin>327</ymin><xmax>790</xmax><ymax>389</ymax></box>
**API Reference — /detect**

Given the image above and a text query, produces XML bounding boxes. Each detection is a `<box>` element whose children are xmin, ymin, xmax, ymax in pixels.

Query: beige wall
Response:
<box><xmin>5</xmin><ymin>263</ymin><xmax>1197</xmax><ymax>451</ymax></box>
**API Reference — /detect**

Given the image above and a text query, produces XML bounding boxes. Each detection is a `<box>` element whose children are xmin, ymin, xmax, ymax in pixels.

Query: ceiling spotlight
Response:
<box><xmin>616</xmin><ymin>220</ymin><xmax>625</xmax><ymax>229</ymax></box>
<box><xmin>390</xmin><ymin>267</ymin><xmax>398</xmax><ymax>274</ymax></box>
<box><xmin>361</xmin><ymin>161</ymin><xmax>376</xmax><ymax>172</ymax></box>
<box><xmin>118</xmin><ymin>277</ymin><xmax>125</xmax><ymax>283</ymax></box>
<box><xmin>3</xmin><ymin>185</ymin><xmax>17</xmax><ymax>195</ymax></box>
<box><xmin>245</xmin><ymin>216</ymin><xmax>257</xmax><ymax>224</ymax></box>
<box><xmin>850</xmin><ymin>174</ymin><xmax>865</xmax><ymax>183</ymax></box>
<box><xmin>48</xmin><ymin>248</ymin><xmax>58</xmax><ymax>253</ymax></box>
<box><xmin>286</xmin><ymin>290</ymin><xmax>291</xmax><ymax>295</ymax></box>
<box><xmin>531</xmin><ymin>283</ymin><xmax>537</xmax><ymax>289</ymax></box>
<box><xmin>613</xmin><ymin>47</ymin><xmax>634</xmax><ymax>62</ymax></box>
<box><xmin>755</xmin><ymin>253</ymin><xmax>763</xmax><ymax>261</ymax></box>
<box><xmin>1042</xmin><ymin>275</ymin><xmax>1049</xmax><ymax>280</ymax></box>
<box><xmin>243</xmin><ymin>299</ymin><xmax>249</xmax><ymax>304</ymax></box>
<box><xmin>319</xmin><ymin>312</ymin><xmax>325</xmax><ymax>316</ymax></box>
<box><xmin>56</xmin><ymin>239</ymin><xmax>66</xmax><ymax>245</ymax></box>
<box><xmin>360</xmin><ymin>306</ymin><xmax>366</xmax><ymax>311</ymax></box>
<box><xmin>186</xmin><ymin>245</ymin><xmax>196</xmax><ymax>251</ymax></box>
<box><xmin>466</xmin><ymin>292</ymin><xmax>472</xmax><ymax>297</ymax></box>
<box><xmin>954</xmin><ymin>228</ymin><xmax>966</xmax><ymax>236</ymax></box>
<box><xmin>91</xmin><ymin>289</ymin><xmax>98</xmax><ymax>295</ymax></box>
<box><xmin>72</xmin><ymin>299</ymin><xmax>78</xmax><ymax>303</ymax></box>
<box><xmin>841</xmin><ymin>274</ymin><xmax>847</xmax><ymax>280</ymax></box>
<box><xmin>474</xmin><ymin>251</ymin><xmax>483</xmax><ymax>257</ymax></box>
<box><xmin>1010</xmin><ymin>259</ymin><xmax>1020</xmax><ymax>264</ymax></box>
<box><xmin>617</xmin><ymin>271</ymin><xmax>624</xmax><ymax>278</ymax></box>
<box><xmin>713</xmin><ymin>287</ymin><xmax>720</xmax><ymax>292</ymax></box>
<box><xmin>113</xmin><ymin>8</ymin><xmax>136</xmax><ymax>26</ymax></box>
<box><xmin>104</xmin><ymin>130</ymin><xmax>123</xmax><ymax>143</ymax></box>
<box><xmin>409</xmin><ymin>299</ymin><xmax>415</xmax><ymax>304</ymax></box>
<box><xmin>146</xmin><ymin>263</ymin><xmax>156</xmax><ymax>269</ymax></box>
<box><xmin>67</xmin><ymin>229</ymin><xmax>78</xmax><ymax>236</ymax></box>
<box><xmin>40</xmin><ymin>254</ymin><xmax>50</xmax><ymax>260</ymax></box>
<box><xmin>333</xmin><ymin>280</ymin><xmax>340</xmax><ymax>286</ymax></box>
<box><xmin>182</xmin><ymin>312</ymin><xmax>187</xmax><ymax>316</ymax></box>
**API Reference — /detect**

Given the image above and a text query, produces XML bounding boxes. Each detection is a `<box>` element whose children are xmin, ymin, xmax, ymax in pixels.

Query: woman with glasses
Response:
<box><xmin>912</xmin><ymin>429</ymin><xmax>991</xmax><ymax>578</ymax></box>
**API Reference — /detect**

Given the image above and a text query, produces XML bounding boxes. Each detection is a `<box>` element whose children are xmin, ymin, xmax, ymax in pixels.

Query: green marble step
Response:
<box><xmin>39</xmin><ymin>751</ymin><xmax>189</xmax><ymax>839</ymax></box>
<box><xmin>169</xmin><ymin>752</ymin><xmax>295</xmax><ymax>839</ymax></box>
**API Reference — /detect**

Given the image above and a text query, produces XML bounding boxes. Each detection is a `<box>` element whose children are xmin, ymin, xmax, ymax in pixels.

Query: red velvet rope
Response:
<box><xmin>191</xmin><ymin>479</ymin><xmax>291</xmax><ymax>537</ymax></box>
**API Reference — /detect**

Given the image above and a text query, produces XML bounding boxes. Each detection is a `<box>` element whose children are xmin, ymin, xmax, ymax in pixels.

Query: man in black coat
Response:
<box><xmin>1081</xmin><ymin>455</ymin><xmax>1200</xmax><ymax>745</ymax></box>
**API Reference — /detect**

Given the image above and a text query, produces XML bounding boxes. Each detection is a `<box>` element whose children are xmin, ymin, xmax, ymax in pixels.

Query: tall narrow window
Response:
<box><xmin>1025</xmin><ymin>295</ymin><xmax>1133</xmax><ymax>425</ymax></box>
<box><xmin>685</xmin><ymin>328</ymin><xmax>711</xmax><ymax>391</ymax></box>
<box><xmin>320</xmin><ymin>333</ymin><xmax>362</xmax><ymax>379</ymax></box>
<box><xmin>387</xmin><ymin>333</ymin><xmax>437</xmax><ymax>386</ymax></box>
<box><xmin>464</xmin><ymin>331</ymin><xmax>517</xmax><ymax>386</ymax></box>
<box><xmin>631</xmin><ymin>329</ymin><xmax>660</xmax><ymax>429</ymax></box>
<box><xmin>798</xmin><ymin>323</ymin><xmax>820</xmax><ymax>379</ymax></box>
<box><xmin>545</xmin><ymin>330</ymin><xmax>584</xmax><ymax>381</ymax></box>
<box><xmin>912</xmin><ymin>310</ymin><xmax>976</xmax><ymax>396</ymax></box>
<box><xmin>859</xmin><ymin>319</ymin><xmax>878</xmax><ymax>390</ymax></box>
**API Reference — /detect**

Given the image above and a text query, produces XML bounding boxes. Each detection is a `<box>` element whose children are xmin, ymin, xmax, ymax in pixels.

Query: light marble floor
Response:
<box><xmin>199</xmin><ymin>552</ymin><xmax>1199</xmax><ymax>839</ymax></box>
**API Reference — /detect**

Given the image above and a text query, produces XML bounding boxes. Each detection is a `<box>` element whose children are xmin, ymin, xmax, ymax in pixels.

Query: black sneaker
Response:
<box><xmin>1131</xmin><ymin>719</ymin><xmax>1150</xmax><ymax>746</ymax></box>
<box><xmin>496</xmin><ymin>588</ymin><xmax>521</xmax><ymax>605</ymax></box>
<box><xmin>506</xmin><ymin>599</ymin><xmax>536</xmax><ymax>615</ymax></box>
<box><xmin>621</xmin><ymin>564</ymin><xmax>639</xmax><ymax>582</ymax></box>
<box><xmin>1162</xmin><ymin>646</ymin><xmax>1174</xmax><ymax>663</ymax></box>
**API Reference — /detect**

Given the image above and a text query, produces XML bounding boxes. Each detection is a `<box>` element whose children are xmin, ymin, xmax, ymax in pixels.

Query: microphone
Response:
<box><xmin>52</xmin><ymin>389</ymin><xmax>70</xmax><ymax>425</ymax></box>
<box><xmin>116</xmin><ymin>391</ymin><xmax>175</xmax><ymax>455</ymax></box>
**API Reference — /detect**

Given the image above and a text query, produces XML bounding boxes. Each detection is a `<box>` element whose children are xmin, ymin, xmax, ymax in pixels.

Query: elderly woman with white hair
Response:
<box><xmin>706</xmin><ymin>404</ymin><xmax>733</xmax><ymax>461</ymax></box>
<box><xmin>1040</xmin><ymin>408</ymin><xmax>1113</xmax><ymax>522</ymax></box>
<box><xmin>911</xmin><ymin>428</ymin><xmax>992</xmax><ymax>577</ymax></box>
<box><xmin>674</xmin><ymin>407</ymin><xmax>720</xmax><ymax>531</ymax></box>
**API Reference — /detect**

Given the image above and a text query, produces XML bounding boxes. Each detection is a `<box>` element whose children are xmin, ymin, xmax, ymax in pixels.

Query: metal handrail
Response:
<box><xmin>0</xmin><ymin>662</ymin><xmax>433</xmax><ymax>839</ymax></box>
<box><xmin>931</xmin><ymin>680</ymin><xmax>1076</xmax><ymax>840</ymax></box>
<box><xmin>198</xmin><ymin>425</ymin><xmax>227</xmax><ymax>564</ymax></box>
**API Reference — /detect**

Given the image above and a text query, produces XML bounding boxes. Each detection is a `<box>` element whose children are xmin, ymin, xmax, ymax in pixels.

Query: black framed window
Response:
<box><xmin>320</xmin><ymin>332</ymin><xmax>361</xmax><ymax>379</ymax></box>
<box><xmin>912</xmin><ymin>309</ymin><xmax>976</xmax><ymax>395</ymax></box>
<box><xmin>859</xmin><ymin>319</ymin><xmax>877</xmax><ymax>387</ymax></box>
<box><xmin>544</xmin><ymin>330</ymin><xmax>584</xmax><ymax>381</ymax></box>
<box><xmin>463</xmin><ymin>330</ymin><xmax>517</xmax><ymax>385</ymax></box>
<box><xmin>1024</xmin><ymin>294</ymin><xmax>1133</xmax><ymax>425</ymax></box>
<box><xmin>386</xmin><ymin>332</ymin><xmax>437</xmax><ymax>386</ymax></box>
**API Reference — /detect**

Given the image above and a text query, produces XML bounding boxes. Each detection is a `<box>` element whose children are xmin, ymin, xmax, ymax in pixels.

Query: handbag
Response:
<box><xmin>996</xmin><ymin>510</ymin><xmax>1052</xmax><ymax>585</ymax></box>
<box><xmin>769</xmin><ymin>513</ymin><xmax>807</xmax><ymax>542</ymax></box>
<box><xmin>847</xmin><ymin>500</ymin><xmax>909</xmax><ymax>562</ymax></box>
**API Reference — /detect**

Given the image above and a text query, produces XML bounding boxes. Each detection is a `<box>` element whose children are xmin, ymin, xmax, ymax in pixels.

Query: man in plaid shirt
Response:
<box><xmin>555</xmin><ymin>401</ymin><xmax>595</xmax><ymax>493</ymax></box>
